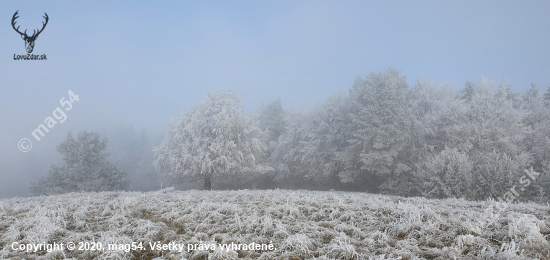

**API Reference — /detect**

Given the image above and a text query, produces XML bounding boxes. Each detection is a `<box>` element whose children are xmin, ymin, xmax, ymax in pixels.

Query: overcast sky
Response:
<box><xmin>1</xmin><ymin>0</ymin><xmax>549</xmax><ymax>197</ymax></box>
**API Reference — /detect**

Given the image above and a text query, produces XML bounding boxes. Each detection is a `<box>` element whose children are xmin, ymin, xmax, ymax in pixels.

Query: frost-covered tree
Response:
<box><xmin>413</xmin><ymin>79</ymin><xmax>547</xmax><ymax>200</ymax></box>
<box><xmin>495</xmin><ymin>79</ymin><xmax>520</xmax><ymax>108</ymax></box>
<box><xmin>268</xmin><ymin>110</ymin><xmax>310</xmax><ymax>180</ymax></box>
<box><xmin>418</xmin><ymin>147</ymin><xmax>474</xmax><ymax>199</ymax></box>
<box><xmin>543</xmin><ymin>86</ymin><xmax>550</xmax><ymax>107</ymax></box>
<box><xmin>30</xmin><ymin>131</ymin><xmax>127</xmax><ymax>195</ymax></box>
<box><xmin>454</xmin><ymin>79</ymin><xmax>530</xmax><ymax>199</ymax></box>
<box><xmin>410</xmin><ymin>78</ymin><xmax>472</xmax><ymax>197</ymax></box>
<box><xmin>349</xmin><ymin>67</ymin><xmax>413</xmax><ymax>195</ymax></box>
<box><xmin>465</xmin><ymin>80</ymin><xmax>528</xmax><ymax>153</ymax></box>
<box><xmin>270</xmin><ymin>91</ymin><xmax>354</xmax><ymax>187</ymax></box>
<box><xmin>410</xmin><ymin>78</ymin><xmax>470</xmax><ymax>158</ymax></box>
<box><xmin>522</xmin><ymin>83</ymin><xmax>539</xmax><ymax>108</ymax></box>
<box><xmin>301</xmin><ymin>91</ymin><xmax>354</xmax><ymax>182</ymax></box>
<box><xmin>248</xmin><ymin>98</ymin><xmax>287</xmax><ymax>189</ymax></box>
<box><xmin>257</xmin><ymin>98</ymin><xmax>285</xmax><ymax>143</ymax></box>
<box><xmin>460</xmin><ymin>80</ymin><xmax>476</xmax><ymax>103</ymax></box>
<box><xmin>522</xmin><ymin>84</ymin><xmax>545</xmax><ymax>152</ymax></box>
<box><xmin>268</xmin><ymin>91</ymin><xmax>356</xmax><ymax>189</ymax></box>
<box><xmin>153</xmin><ymin>90</ymin><xmax>270</xmax><ymax>190</ymax></box>
<box><xmin>521</xmin><ymin>83</ymin><xmax>550</xmax><ymax>201</ymax></box>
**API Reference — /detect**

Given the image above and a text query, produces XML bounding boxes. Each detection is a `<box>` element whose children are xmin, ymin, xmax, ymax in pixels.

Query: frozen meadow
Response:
<box><xmin>0</xmin><ymin>189</ymin><xmax>549</xmax><ymax>259</ymax></box>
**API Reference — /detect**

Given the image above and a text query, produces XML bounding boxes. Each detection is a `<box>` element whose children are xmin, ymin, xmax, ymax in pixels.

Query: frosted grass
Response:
<box><xmin>0</xmin><ymin>188</ymin><xmax>549</xmax><ymax>259</ymax></box>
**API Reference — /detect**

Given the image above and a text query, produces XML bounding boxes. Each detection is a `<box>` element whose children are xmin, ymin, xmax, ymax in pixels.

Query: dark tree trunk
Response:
<box><xmin>204</xmin><ymin>175</ymin><xmax>212</xmax><ymax>190</ymax></box>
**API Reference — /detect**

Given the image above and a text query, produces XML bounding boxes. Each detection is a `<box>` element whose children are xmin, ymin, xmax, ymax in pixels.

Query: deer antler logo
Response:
<box><xmin>11</xmin><ymin>10</ymin><xmax>49</xmax><ymax>53</ymax></box>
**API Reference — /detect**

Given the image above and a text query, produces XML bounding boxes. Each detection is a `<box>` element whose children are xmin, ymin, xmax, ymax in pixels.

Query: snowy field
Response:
<box><xmin>1</xmin><ymin>189</ymin><xmax>549</xmax><ymax>260</ymax></box>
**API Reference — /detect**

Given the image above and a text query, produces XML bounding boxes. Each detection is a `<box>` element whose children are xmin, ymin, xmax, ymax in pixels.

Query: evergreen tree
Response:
<box><xmin>268</xmin><ymin>110</ymin><xmax>310</xmax><ymax>180</ymax></box>
<box><xmin>303</xmin><ymin>91</ymin><xmax>353</xmax><ymax>180</ymax></box>
<box><xmin>460</xmin><ymin>80</ymin><xmax>476</xmax><ymax>103</ymax></box>
<box><xmin>523</xmin><ymin>83</ymin><xmax>539</xmax><ymax>107</ymax></box>
<box><xmin>30</xmin><ymin>131</ymin><xmax>127</xmax><ymax>195</ymax></box>
<box><xmin>269</xmin><ymin>91</ymin><xmax>356</xmax><ymax>189</ymax></box>
<box><xmin>521</xmin><ymin>83</ymin><xmax>550</xmax><ymax>201</ymax></box>
<box><xmin>458</xmin><ymin>79</ymin><xmax>530</xmax><ymax>200</ymax></box>
<box><xmin>495</xmin><ymin>79</ymin><xmax>520</xmax><ymax>108</ymax></box>
<box><xmin>544</xmin><ymin>86</ymin><xmax>550</xmax><ymax>107</ymax></box>
<box><xmin>258</xmin><ymin>98</ymin><xmax>285</xmax><ymax>142</ymax></box>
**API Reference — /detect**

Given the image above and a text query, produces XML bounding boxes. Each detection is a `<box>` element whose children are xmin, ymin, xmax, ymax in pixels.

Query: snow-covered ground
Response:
<box><xmin>1</xmin><ymin>189</ymin><xmax>549</xmax><ymax>259</ymax></box>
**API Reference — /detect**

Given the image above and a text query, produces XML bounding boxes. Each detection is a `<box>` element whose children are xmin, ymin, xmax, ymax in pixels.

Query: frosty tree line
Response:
<box><xmin>32</xmin><ymin>67</ymin><xmax>550</xmax><ymax>203</ymax></box>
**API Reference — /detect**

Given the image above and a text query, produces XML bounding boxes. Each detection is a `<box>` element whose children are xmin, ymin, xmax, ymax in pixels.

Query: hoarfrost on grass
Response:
<box><xmin>0</xmin><ymin>189</ymin><xmax>549</xmax><ymax>259</ymax></box>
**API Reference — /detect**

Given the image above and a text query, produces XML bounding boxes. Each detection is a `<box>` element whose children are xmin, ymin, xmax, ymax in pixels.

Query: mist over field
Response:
<box><xmin>1</xmin><ymin>1</ymin><xmax>550</xmax><ymax>259</ymax></box>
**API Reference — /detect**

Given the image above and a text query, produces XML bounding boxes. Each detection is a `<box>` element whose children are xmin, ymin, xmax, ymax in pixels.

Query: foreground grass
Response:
<box><xmin>0</xmin><ymin>189</ymin><xmax>549</xmax><ymax>259</ymax></box>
